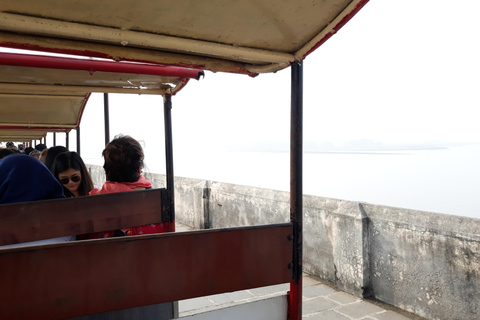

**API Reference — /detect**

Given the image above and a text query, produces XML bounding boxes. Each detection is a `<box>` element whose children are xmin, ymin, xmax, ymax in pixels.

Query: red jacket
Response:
<box><xmin>81</xmin><ymin>176</ymin><xmax>168</xmax><ymax>239</ymax></box>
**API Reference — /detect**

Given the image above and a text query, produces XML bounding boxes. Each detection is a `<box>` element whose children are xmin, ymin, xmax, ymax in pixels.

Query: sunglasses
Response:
<box><xmin>59</xmin><ymin>175</ymin><xmax>81</xmax><ymax>185</ymax></box>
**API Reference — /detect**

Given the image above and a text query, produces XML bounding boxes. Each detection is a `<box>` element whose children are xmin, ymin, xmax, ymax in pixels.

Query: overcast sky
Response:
<box><xmin>82</xmin><ymin>0</ymin><xmax>480</xmax><ymax>155</ymax></box>
<box><xmin>3</xmin><ymin>0</ymin><xmax>479</xmax><ymax>154</ymax></box>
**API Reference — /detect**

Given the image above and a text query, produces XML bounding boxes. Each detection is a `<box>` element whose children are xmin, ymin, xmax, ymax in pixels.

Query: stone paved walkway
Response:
<box><xmin>175</xmin><ymin>223</ymin><xmax>425</xmax><ymax>320</ymax></box>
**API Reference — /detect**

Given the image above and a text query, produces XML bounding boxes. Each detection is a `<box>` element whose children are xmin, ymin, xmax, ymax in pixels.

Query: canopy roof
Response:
<box><xmin>0</xmin><ymin>52</ymin><xmax>203</xmax><ymax>143</ymax></box>
<box><xmin>0</xmin><ymin>129</ymin><xmax>51</xmax><ymax>142</ymax></box>
<box><xmin>0</xmin><ymin>0</ymin><xmax>368</xmax><ymax>143</ymax></box>
<box><xmin>0</xmin><ymin>0</ymin><xmax>369</xmax><ymax>76</ymax></box>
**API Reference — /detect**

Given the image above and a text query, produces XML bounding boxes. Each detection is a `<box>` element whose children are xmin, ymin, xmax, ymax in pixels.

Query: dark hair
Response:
<box><xmin>52</xmin><ymin>151</ymin><xmax>94</xmax><ymax>197</ymax></box>
<box><xmin>24</xmin><ymin>147</ymin><xmax>34</xmax><ymax>155</ymax></box>
<box><xmin>45</xmin><ymin>146</ymin><xmax>68</xmax><ymax>172</ymax></box>
<box><xmin>35</xmin><ymin>143</ymin><xmax>47</xmax><ymax>151</ymax></box>
<box><xmin>103</xmin><ymin>135</ymin><xmax>144</xmax><ymax>182</ymax></box>
<box><xmin>0</xmin><ymin>148</ymin><xmax>14</xmax><ymax>159</ymax></box>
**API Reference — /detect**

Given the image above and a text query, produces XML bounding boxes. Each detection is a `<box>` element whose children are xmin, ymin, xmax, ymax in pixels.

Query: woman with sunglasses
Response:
<box><xmin>52</xmin><ymin>151</ymin><xmax>94</xmax><ymax>197</ymax></box>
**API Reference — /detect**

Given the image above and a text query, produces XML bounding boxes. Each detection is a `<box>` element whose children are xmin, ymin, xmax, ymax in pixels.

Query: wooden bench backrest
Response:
<box><xmin>0</xmin><ymin>188</ymin><xmax>167</xmax><ymax>245</ymax></box>
<box><xmin>0</xmin><ymin>224</ymin><xmax>293</xmax><ymax>319</ymax></box>
<box><xmin>0</xmin><ymin>190</ymin><xmax>293</xmax><ymax>319</ymax></box>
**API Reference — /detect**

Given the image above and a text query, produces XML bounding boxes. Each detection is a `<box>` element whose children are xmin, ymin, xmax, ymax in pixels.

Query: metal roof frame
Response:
<box><xmin>0</xmin><ymin>52</ymin><xmax>204</xmax><ymax>143</ymax></box>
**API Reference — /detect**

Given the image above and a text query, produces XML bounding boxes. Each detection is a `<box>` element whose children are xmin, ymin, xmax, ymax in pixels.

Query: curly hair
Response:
<box><xmin>102</xmin><ymin>135</ymin><xmax>144</xmax><ymax>182</ymax></box>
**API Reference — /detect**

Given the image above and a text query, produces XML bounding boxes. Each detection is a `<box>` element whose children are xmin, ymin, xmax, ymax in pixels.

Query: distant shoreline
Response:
<box><xmin>224</xmin><ymin>141</ymin><xmax>480</xmax><ymax>154</ymax></box>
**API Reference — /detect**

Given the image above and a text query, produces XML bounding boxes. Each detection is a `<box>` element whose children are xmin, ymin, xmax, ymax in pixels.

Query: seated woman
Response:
<box><xmin>84</xmin><ymin>135</ymin><xmax>167</xmax><ymax>238</ymax></box>
<box><xmin>0</xmin><ymin>154</ymin><xmax>75</xmax><ymax>248</ymax></box>
<box><xmin>52</xmin><ymin>151</ymin><xmax>94</xmax><ymax>197</ymax></box>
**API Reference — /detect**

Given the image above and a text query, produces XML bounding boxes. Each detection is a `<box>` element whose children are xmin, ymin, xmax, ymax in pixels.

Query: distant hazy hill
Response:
<box><xmin>223</xmin><ymin>139</ymin><xmax>478</xmax><ymax>153</ymax></box>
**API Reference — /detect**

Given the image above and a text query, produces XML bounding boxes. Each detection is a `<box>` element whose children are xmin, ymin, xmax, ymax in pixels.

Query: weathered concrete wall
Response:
<box><xmin>365</xmin><ymin>204</ymin><xmax>480</xmax><ymax>320</ymax></box>
<box><xmin>87</xmin><ymin>164</ymin><xmax>106</xmax><ymax>187</ymax></box>
<box><xmin>207</xmin><ymin>181</ymin><xmax>289</xmax><ymax>227</ymax></box>
<box><xmin>172</xmin><ymin>176</ymin><xmax>208</xmax><ymax>230</ymax></box>
<box><xmin>85</xmin><ymin>165</ymin><xmax>480</xmax><ymax>320</ymax></box>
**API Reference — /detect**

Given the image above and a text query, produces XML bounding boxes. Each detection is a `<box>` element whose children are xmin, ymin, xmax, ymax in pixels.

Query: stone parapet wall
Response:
<box><xmin>86</xmin><ymin>164</ymin><xmax>480</xmax><ymax>320</ymax></box>
<box><xmin>364</xmin><ymin>204</ymin><xmax>480</xmax><ymax>320</ymax></box>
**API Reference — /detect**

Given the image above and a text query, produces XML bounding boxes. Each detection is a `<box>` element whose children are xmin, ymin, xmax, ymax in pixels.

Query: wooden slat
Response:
<box><xmin>0</xmin><ymin>188</ymin><xmax>165</xmax><ymax>245</ymax></box>
<box><xmin>0</xmin><ymin>224</ymin><xmax>293</xmax><ymax>320</ymax></box>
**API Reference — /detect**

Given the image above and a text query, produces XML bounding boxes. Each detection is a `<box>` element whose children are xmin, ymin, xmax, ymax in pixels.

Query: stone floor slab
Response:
<box><xmin>335</xmin><ymin>300</ymin><xmax>385</xmax><ymax>318</ymax></box>
<box><xmin>303</xmin><ymin>284</ymin><xmax>338</xmax><ymax>298</ymax></box>
<box><xmin>328</xmin><ymin>292</ymin><xmax>359</xmax><ymax>304</ymax></box>
<box><xmin>303</xmin><ymin>275</ymin><xmax>322</xmax><ymax>287</ymax></box>
<box><xmin>305</xmin><ymin>310</ymin><xmax>352</xmax><ymax>320</ymax></box>
<box><xmin>303</xmin><ymin>297</ymin><xmax>340</xmax><ymax>315</ymax></box>
<box><xmin>371</xmin><ymin>310</ymin><xmax>413</xmax><ymax>320</ymax></box>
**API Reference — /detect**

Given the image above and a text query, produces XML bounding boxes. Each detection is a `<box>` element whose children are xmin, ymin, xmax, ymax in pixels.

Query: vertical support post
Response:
<box><xmin>53</xmin><ymin>132</ymin><xmax>57</xmax><ymax>146</ymax></box>
<box><xmin>289</xmin><ymin>61</ymin><xmax>303</xmax><ymax>320</ymax></box>
<box><xmin>104</xmin><ymin>93</ymin><xmax>110</xmax><ymax>146</ymax></box>
<box><xmin>163</xmin><ymin>94</ymin><xmax>175</xmax><ymax>232</ymax></box>
<box><xmin>66</xmin><ymin>132</ymin><xmax>69</xmax><ymax>150</ymax></box>
<box><xmin>76</xmin><ymin>126</ymin><xmax>81</xmax><ymax>156</ymax></box>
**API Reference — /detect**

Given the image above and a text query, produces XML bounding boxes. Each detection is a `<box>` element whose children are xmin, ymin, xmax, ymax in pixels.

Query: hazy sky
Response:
<box><xmin>89</xmin><ymin>0</ymin><xmax>480</xmax><ymax>151</ymax></box>
<box><xmin>3</xmin><ymin>0</ymin><xmax>480</xmax><ymax>153</ymax></box>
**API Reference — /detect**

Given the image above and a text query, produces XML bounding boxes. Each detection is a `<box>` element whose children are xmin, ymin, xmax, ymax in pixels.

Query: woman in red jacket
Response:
<box><xmin>85</xmin><ymin>135</ymin><xmax>167</xmax><ymax>238</ymax></box>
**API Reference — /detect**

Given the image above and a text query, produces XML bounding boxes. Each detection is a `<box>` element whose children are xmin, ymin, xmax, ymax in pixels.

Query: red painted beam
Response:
<box><xmin>0</xmin><ymin>52</ymin><xmax>204</xmax><ymax>79</ymax></box>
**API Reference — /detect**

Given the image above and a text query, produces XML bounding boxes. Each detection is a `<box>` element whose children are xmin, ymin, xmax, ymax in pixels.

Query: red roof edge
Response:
<box><xmin>302</xmin><ymin>0</ymin><xmax>370</xmax><ymax>59</ymax></box>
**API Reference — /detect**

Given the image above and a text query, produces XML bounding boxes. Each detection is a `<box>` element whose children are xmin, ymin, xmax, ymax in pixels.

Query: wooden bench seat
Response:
<box><xmin>0</xmin><ymin>189</ymin><xmax>293</xmax><ymax>319</ymax></box>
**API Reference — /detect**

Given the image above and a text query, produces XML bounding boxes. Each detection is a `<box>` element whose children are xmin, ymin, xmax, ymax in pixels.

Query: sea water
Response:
<box><xmin>83</xmin><ymin>144</ymin><xmax>480</xmax><ymax>219</ymax></box>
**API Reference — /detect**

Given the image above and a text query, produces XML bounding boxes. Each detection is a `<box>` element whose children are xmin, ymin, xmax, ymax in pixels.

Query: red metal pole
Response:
<box><xmin>289</xmin><ymin>61</ymin><xmax>303</xmax><ymax>320</ymax></box>
<box><xmin>0</xmin><ymin>52</ymin><xmax>204</xmax><ymax>80</ymax></box>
